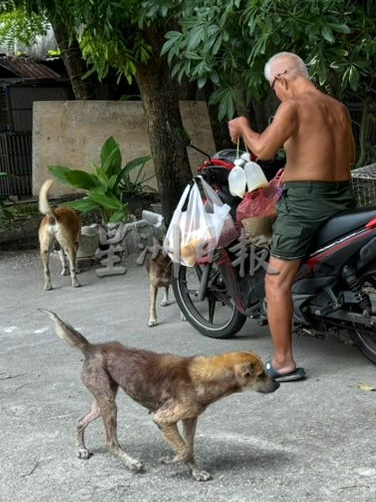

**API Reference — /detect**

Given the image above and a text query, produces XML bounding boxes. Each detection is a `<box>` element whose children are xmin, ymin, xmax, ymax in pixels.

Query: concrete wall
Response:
<box><xmin>32</xmin><ymin>100</ymin><xmax>216</xmax><ymax>198</ymax></box>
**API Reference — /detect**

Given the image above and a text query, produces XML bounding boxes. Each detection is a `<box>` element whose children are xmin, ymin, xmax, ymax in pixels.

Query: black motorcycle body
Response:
<box><xmin>171</xmin><ymin>147</ymin><xmax>376</xmax><ymax>365</ymax></box>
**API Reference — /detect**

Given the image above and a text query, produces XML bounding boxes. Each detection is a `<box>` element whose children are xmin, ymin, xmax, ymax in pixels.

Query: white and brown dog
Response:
<box><xmin>40</xmin><ymin>309</ymin><xmax>279</xmax><ymax>481</ymax></box>
<box><xmin>38</xmin><ymin>179</ymin><xmax>81</xmax><ymax>290</ymax></box>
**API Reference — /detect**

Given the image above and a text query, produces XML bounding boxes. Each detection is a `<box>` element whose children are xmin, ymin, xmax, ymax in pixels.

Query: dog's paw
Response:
<box><xmin>160</xmin><ymin>300</ymin><xmax>170</xmax><ymax>307</ymax></box>
<box><xmin>127</xmin><ymin>458</ymin><xmax>144</xmax><ymax>473</ymax></box>
<box><xmin>192</xmin><ymin>468</ymin><xmax>212</xmax><ymax>482</ymax></box>
<box><xmin>159</xmin><ymin>455</ymin><xmax>178</xmax><ymax>465</ymax></box>
<box><xmin>147</xmin><ymin>319</ymin><xmax>158</xmax><ymax>327</ymax></box>
<box><xmin>77</xmin><ymin>448</ymin><xmax>91</xmax><ymax>460</ymax></box>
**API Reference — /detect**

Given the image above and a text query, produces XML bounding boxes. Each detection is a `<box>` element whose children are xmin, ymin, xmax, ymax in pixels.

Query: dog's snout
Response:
<box><xmin>255</xmin><ymin>374</ymin><xmax>280</xmax><ymax>393</ymax></box>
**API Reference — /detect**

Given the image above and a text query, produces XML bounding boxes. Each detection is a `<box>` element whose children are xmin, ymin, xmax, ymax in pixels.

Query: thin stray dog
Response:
<box><xmin>38</xmin><ymin>179</ymin><xmax>81</xmax><ymax>290</ymax></box>
<box><xmin>40</xmin><ymin>309</ymin><xmax>279</xmax><ymax>481</ymax></box>
<box><xmin>145</xmin><ymin>250</ymin><xmax>172</xmax><ymax>327</ymax></box>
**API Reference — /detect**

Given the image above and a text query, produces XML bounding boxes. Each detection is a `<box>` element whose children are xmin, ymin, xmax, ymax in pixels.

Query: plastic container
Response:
<box><xmin>244</xmin><ymin>161</ymin><xmax>269</xmax><ymax>192</ymax></box>
<box><xmin>228</xmin><ymin>159</ymin><xmax>247</xmax><ymax>197</ymax></box>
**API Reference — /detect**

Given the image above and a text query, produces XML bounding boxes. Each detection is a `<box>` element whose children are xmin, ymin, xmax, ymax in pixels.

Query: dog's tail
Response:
<box><xmin>39</xmin><ymin>309</ymin><xmax>90</xmax><ymax>352</ymax></box>
<box><xmin>38</xmin><ymin>179</ymin><xmax>56</xmax><ymax>221</ymax></box>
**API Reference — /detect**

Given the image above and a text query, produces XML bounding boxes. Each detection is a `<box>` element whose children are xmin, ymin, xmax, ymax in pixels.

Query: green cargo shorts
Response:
<box><xmin>270</xmin><ymin>180</ymin><xmax>357</xmax><ymax>260</ymax></box>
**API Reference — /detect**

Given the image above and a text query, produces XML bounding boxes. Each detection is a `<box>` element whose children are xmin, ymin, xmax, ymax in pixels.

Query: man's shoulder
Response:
<box><xmin>285</xmin><ymin>91</ymin><xmax>346</xmax><ymax>112</ymax></box>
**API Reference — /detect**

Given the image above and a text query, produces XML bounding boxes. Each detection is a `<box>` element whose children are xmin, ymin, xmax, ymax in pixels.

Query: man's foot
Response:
<box><xmin>265</xmin><ymin>360</ymin><xmax>306</xmax><ymax>382</ymax></box>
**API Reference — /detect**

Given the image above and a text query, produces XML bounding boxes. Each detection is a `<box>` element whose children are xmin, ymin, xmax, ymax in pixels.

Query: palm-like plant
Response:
<box><xmin>48</xmin><ymin>136</ymin><xmax>151</xmax><ymax>224</ymax></box>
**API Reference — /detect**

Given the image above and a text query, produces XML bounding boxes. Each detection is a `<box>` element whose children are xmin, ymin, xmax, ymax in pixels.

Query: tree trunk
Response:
<box><xmin>356</xmin><ymin>98</ymin><xmax>372</xmax><ymax>168</ymax></box>
<box><xmin>136</xmin><ymin>30</ymin><xmax>193</xmax><ymax>226</ymax></box>
<box><xmin>51</xmin><ymin>22</ymin><xmax>95</xmax><ymax>100</ymax></box>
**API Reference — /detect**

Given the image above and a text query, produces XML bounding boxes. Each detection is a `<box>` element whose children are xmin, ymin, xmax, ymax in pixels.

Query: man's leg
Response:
<box><xmin>265</xmin><ymin>256</ymin><xmax>301</xmax><ymax>375</ymax></box>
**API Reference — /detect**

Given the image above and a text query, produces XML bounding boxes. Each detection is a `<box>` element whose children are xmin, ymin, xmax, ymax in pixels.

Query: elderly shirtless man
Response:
<box><xmin>228</xmin><ymin>52</ymin><xmax>357</xmax><ymax>382</ymax></box>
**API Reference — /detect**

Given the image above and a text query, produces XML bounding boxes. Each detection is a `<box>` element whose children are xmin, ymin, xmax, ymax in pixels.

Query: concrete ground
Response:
<box><xmin>1</xmin><ymin>248</ymin><xmax>376</xmax><ymax>502</ymax></box>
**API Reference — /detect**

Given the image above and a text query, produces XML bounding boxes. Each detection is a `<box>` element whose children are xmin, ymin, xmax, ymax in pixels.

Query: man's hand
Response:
<box><xmin>228</xmin><ymin>116</ymin><xmax>250</xmax><ymax>143</ymax></box>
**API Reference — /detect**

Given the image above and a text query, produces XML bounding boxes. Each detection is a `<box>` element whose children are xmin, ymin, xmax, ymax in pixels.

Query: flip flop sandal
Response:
<box><xmin>265</xmin><ymin>361</ymin><xmax>306</xmax><ymax>382</ymax></box>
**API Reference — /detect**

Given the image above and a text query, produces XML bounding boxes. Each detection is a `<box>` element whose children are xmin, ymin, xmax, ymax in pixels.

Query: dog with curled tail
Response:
<box><xmin>40</xmin><ymin>308</ymin><xmax>279</xmax><ymax>481</ymax></box>
<box><xmin>38</xmin><ymin>179</ymin><xmax>81</xmax><ymax>290</ymax></box>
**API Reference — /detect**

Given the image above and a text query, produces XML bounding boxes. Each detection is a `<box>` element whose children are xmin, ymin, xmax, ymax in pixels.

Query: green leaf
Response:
<box><xmin>161</xmin><ymin>31</ymin><xmax>183</xmax><ymax>55</ymax></box>
<box><xmin>115</xmin><ymin>155</ymin><xmax>150</xmax><ymax>192</ymax></box>
<box><xmin>109</xmin><ymin>209</ymin><xmax>129</xmax><ymax>223</ymax></box>
<box><xmin>49</xmin><ymin>165</ymin><xmax>99</xmax><ymax>190</ymax></box>
<box><xmin>100</xmin><ymin>137</ymin><xmax>122</xmax><ymax>177</ymax></box>
<box><xmin>187</xmin><ymin>25</ymin><xmax>205</xmax><ymax>52</ymax></box>
<box><xmin>122</xmin><ymin>155</ymin><xmax>151</xmax><ymax>173</ymax></box>
<box><xmin>348</xmin><ymin>66</ymin><xmax>360</xmax><ymax>91</ymax></box>
<box><xmin>331</xmin><ymin>23</ymin><xmax>351</xmax><ymax>34</ymax></box>
<box><xmin>198</xmin><ymin>76</ymin><xmax>207</xmax><ymax>89</ymax></box>
<box><xmin>321</xmin><ymin>25</ymin><xmax>334</xmax><ymax>44</ymax></box>
<box><xmin>100</xmin><ymin>137</ymin><xmax>117</xmax><ymax>162</ymax></box>
<box><xmin>64</xmin><ymin>170</ymin><xmax>100</xmax><ymax>190</ymax></box>
<box><xmin>88</xmin><ymin>190</ymin><xmax>124</xmax><ymax>210</ymax></box>
<box><xmin>62</xmin><ymin>198</ymin><xmax>99</xmax><ymax>214</ymax></box>
<box><xmin>48</xmin><ymin>165</ymin><xmax>72</xmax><ymax>184</ymax></box>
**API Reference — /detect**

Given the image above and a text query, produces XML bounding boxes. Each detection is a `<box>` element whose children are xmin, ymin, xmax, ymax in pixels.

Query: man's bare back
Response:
<box><xmin>228</xmin><ymin>59</ymin><xmax>355</xmax><ymax>183</ymax></box>
<box><xmin>275</xmin><ymin>89</ymin><xmax>355</xmax><ymax>182</ymax></box>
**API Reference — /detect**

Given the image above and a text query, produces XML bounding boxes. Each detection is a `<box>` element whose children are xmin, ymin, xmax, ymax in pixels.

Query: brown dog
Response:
<box><xmin>38</xmin><ymin>179</ymin><xmax>81</xmax><ymax>290</ymax></box>
<box><xmin>145</xmin><ymin>250</ymin><xmax>173</xmax><ymax>327</ymax></box>
<box><xmin>40</xmin><ymin>309</ymin><xmax>279</xmax><ymax>481</ymax></box>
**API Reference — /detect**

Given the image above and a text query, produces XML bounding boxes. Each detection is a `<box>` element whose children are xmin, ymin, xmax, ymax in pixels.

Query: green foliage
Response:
<box><xmin>6</xmin><ymin>0</ymin><xmax>157</xmax><ymax>83</ymax></box>
<box><xmin>48</xmin><ymin>137</ymin><xmax>151</xmax><ymax>224</ymax></box>
<box><xmin>162</xmin><ymin>0</ymin><xmax>376</xmax><ymax>119</ymax></box>
<box><xmin>6</xmin><ymin>0</ymin><xmax>375</xmax><ymax>166</ymax></box>
<box><xmin>67</xmin><ymin>0</ymin><xmax>152</xmax><ymax>83</ymax></box>
<box><xmin>0</xmin><ymin>1</ymin><xmax>50</xmax><ymax>51</ymax></box>
<box><xmin>119</xmin><ymin>156</ymin><xmax>156</xmax><ymax>197</ymax></box>
<box><xmin>47</xmin><ymin>48</ymin><xmax>60</xmax><ymax>57</ymax></box>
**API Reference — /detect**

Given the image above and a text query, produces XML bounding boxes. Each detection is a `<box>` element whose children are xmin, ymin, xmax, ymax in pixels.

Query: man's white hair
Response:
<box><xmin>264</xmin><ymin>52</ymin><xmax>309</xmax><ymax>82</ymax></box>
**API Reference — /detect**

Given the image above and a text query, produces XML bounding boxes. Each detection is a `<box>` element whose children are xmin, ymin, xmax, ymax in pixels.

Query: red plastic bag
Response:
<box><xmin>236</xmin><ymin>186</ymin><xmax>279</xmax><ymax>220</ymax></box>
<box><xmin>235</xmin><ymin>169</ymin><xmax>284</xmax><ymax>243</ymax></box>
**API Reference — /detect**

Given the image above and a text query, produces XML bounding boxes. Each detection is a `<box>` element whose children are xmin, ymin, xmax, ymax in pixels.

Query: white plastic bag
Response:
<box><xmin>199</xmin><ymin>176</ymin><xmax>238</xmax><ymax>248</ymax></box>
<box><xmin>228</xmin><ymin>159</ymin><xmax>247</xmax><ymax>197</ymax></box>
<box><xmin>244</xmin><ymin>160</ymin><xmax>269</xmax><ymax>191</ymax></box>
<box><xmin>229</xmin><ymin>140</ymin><xmax>269</xmax><ymax>196</ymax></box>
<box><xmin>163</xmin><ymin>178</ymin><xmax>231</xmax><ymax>266</ymax></box>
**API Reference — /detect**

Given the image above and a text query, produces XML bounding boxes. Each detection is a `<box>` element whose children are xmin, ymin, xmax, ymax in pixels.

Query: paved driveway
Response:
<box><xmin>1</xmin><ymin>249</ymin><xmax>376</xmax><ymax>502</ymax></box>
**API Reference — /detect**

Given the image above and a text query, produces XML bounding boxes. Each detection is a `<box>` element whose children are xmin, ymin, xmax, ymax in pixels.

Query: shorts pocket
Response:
<box><xmin>272</xmin><ymin>225</ymin><xmax>313</xmax><ymax>259</ymax></box>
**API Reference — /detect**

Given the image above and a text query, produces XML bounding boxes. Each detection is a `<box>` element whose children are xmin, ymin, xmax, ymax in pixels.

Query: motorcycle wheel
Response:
<box><xmin>348</xmin><ymin>266</ymin><xmax>376</xmax><ymax>364</ymax></box>
<box><xmin>172</xmin><ymin>262</ymin><xmax>246</xmax><ymax>339</ymax></box>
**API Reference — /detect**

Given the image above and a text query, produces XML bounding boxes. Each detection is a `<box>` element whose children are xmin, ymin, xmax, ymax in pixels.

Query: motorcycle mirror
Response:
<box><xmin>166</xmin><ymin>122</ymin><xmax>211</xmax><ymax>160</ymax></box>
<box><xmin>166</xmin><ymin>122</ymin><xmax>192</xmax><ymax>147</ymax></box>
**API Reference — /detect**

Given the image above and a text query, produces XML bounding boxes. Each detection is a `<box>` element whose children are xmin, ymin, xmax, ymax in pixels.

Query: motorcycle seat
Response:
<box><xmin>313</xmin><ymin>205</ymin><xmax>376</xmax><ymax>249</ymax></box>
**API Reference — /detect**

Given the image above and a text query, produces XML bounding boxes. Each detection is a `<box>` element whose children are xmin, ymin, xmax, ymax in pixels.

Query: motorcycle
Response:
<box><xmin>169</xmin><ymin>128</ymin><xmax>376</xmax><ymax>365</ymax></box>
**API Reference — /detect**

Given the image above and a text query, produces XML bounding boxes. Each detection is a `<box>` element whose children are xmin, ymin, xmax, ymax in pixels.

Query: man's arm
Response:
<box><xmin>228</xmin><ymin>101</ymin><xmax>298</xmax><ymax>160</ymax></box>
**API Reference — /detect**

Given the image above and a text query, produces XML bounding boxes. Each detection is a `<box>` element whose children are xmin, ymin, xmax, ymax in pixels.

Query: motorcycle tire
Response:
<box><xmin>172</xmin><ymin>262</ymin><xmax>247</xmax><ymax>339</ymax></box>
<box><xmin>348</xmin><ymin>265</ymin><xmax>376</xmax><ymax>364</ymax></box>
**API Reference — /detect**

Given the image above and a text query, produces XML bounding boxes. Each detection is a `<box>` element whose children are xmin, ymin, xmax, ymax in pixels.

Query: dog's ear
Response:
<box><xmin>234</xmin><ymin>362</ymin><xmax>256</xmax><ymax>384</ymax></box>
